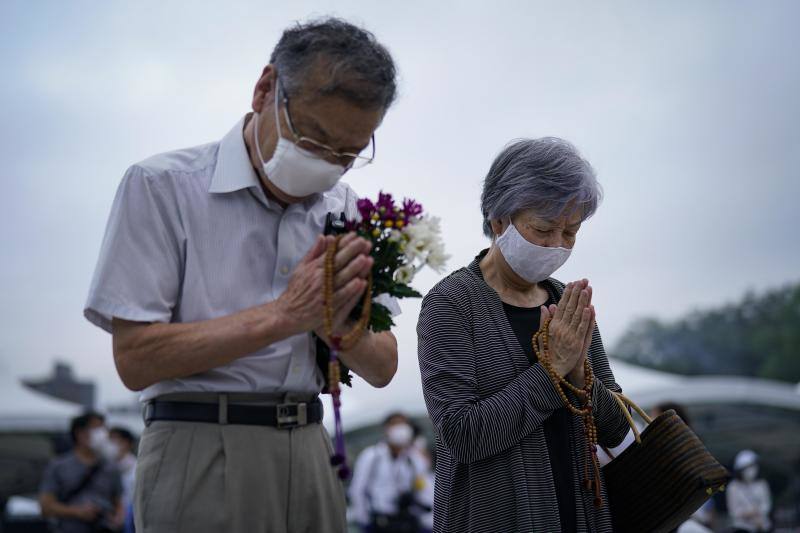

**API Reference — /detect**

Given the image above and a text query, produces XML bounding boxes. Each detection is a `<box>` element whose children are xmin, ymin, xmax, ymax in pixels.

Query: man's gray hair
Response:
<box><xmin>481</xmin><ymin>138</ymin><xmax>602</xmax><ymax>238</ymax></box>
<box><xmin>270</xmin><ymin>17</ymin><xmax>397</xmax><ymax>110</ymax></box>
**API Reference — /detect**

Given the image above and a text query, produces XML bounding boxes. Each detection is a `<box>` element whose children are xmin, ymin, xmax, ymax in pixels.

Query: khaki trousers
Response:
<box><xmin>133</xmin><ymin>418</ymin><xmax>347</xmax><ymax>533</ymax></box>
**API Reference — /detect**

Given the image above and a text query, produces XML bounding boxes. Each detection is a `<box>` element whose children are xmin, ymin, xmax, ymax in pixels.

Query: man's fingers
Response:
<box><xmin>333</xmin><ymin>278</ymin><xmax>367</xmax><ymax>311</ymax></box>
<box><xmin>334</xmin><ymin>235</ymin><xmax>371</xmax><ymax>270</ymax></box>
<box><xmin>334</xmin><ymin>255</ymin><xmax>373</xmax><ymax>289</ymax></box>
<box><xmin>301</xmin><ymin>235</ymin><xmax>327</xmax><ymax>265</ymax></box>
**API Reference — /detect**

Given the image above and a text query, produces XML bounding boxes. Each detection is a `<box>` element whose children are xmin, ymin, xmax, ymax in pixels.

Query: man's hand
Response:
<box><xmin>277</xmin><ymin>233</ymin><xmax>373</xmax><ymax>337</ymax></box>
<box><xmin>69</xmin><ymin>502</ymin><xmax>101</xmax><ymax>523</ymax></box>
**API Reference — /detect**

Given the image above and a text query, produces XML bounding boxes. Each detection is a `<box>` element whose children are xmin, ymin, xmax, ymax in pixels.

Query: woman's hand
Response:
<box><xmin>537</xmin><ymin>279</ymin><xmax>596</xmax><ymax>383</ymax></box>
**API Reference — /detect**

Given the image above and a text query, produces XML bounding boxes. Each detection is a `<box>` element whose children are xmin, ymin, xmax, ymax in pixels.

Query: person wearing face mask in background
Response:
<box><xmin>417</xmin><ymin>138</ymin><xmax>630</xmax><ymax>533</ymax></box>
<box><xmin>727</xmin><ymin>450</ymin><xmax>773</xmax><ymax>533</ymax></box>
<box><xmin>108</xmin><ymin>427</ymin><xmax>137</xmax><ymax>532</ymax></box>
<box><xmin>348</xmin><ymin>413</ymin><xmax>434</xmax><ymax>533</ymax></box>
<box><xmin>83</xmin><ymin>17</ymin><xmax>400</xmax><ymax>533</ymax></box>
<box><xmin>39</xmin><ymin>412</ymin><xmax>124</xmax><ymax>533</ymax></box>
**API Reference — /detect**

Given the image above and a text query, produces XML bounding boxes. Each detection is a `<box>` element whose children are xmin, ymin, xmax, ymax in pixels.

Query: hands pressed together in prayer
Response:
<box><xmin>537</xmin><ymin>279</ymin><xmax>596</xmax><ymax>387</ymax></box>
<box><xmin>277</xmin><ymin>232</ymin><xmax>374</xmax><ymax>342</ymax></box>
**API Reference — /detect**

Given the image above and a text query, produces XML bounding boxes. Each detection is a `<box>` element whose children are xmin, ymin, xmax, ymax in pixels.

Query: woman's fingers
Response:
<box><xmin>580</xmin><ymin>305</ymin><xmax>596</xmax><ymax>355</ymax></box>
<box><xmin>554</xmin><ymin>283</ymin><xmax>572</xmax><ymax>321</ymax></box>
<box><xmin>561</xmin><ymin>279</ymin><xmax>585</xmax><ymax>324</ymax></box>
<box><xmin>570</xmin><ymin>288</ymin><xmax>591</xmax><ymax>329</ymax></box>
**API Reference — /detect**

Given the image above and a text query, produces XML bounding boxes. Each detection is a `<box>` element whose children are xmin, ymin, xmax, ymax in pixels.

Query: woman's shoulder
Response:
<box><xmin>426</xmin><ymin>266</ymin><xmax>483</xmax><ymax>302</ymax></box>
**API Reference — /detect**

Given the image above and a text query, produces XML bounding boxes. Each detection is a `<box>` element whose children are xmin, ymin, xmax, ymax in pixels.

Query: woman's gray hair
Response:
<box><xmin>480</xmin><ymin>138</ymin><xmax>602</xmax><ymax>238</ymax></box>
<box><xmin>270</xmin><ymin>17</ymin><xmax>397</xmax><ymax>110</ymax></box>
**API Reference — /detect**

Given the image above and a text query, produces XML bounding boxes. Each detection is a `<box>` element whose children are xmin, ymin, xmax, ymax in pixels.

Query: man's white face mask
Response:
<box><xmin>253</xmin><ymin>84</ymin><xmax>346</xmax><ymax>198</ymax></box>
<box><xmin>89</xmin><ymin>427</ymin><xmax>119</xmax><ymax>461</ymax></box>
<box><xmin>495</xmin><ymin>221</ymin><xmax>572</xmax><ymax>283</ymax></box>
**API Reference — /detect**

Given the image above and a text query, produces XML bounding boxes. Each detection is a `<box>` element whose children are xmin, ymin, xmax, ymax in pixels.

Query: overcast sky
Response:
<box><xmin>1</xmin><ymin>1</ymin><xmax>798</xmax><ymax>407</ymax></box>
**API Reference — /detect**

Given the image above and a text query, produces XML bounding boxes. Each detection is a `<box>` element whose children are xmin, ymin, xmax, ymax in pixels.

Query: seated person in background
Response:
<box><xmin>39</xmin><ymin>412</ymin><xmax>124</xmax><ymax>533</ymax></box>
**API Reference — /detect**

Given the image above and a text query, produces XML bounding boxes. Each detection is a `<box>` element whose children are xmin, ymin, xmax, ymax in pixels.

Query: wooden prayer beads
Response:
<box><xmin>532</xmin><ymin>317</ymin><xmax>604</xmax><ymax>508</ymax></box>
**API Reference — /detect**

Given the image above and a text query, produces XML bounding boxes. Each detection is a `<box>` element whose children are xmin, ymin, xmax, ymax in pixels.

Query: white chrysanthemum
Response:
<box><xmin>426</xmin><ymin>245</ymin><xmax>450</xmax><ymax>273</ymax></box>
<box><xmin>394</xmin><ymin>265</ymin><xmax>416</xmax><ymax>284</ymax></box>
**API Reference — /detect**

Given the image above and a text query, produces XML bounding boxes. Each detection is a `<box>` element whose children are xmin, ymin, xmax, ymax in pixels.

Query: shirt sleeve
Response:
<box><xmin>348</xmin><ymin>445</ymin><xmax>376</xmax><ymax>526</ymax></box>
<box><xmin>84</xmin><ymin>165</ymin><xmax>185</xmax><ymax>333</ymax></box>
<box><xmin>38</xmin><ymin>460</ymin><xmax>60</xmax><ymax>497</ymax></box>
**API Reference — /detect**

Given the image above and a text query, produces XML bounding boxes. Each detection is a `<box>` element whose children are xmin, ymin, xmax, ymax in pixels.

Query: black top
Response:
<box><xmin>502</xmin><ymin>299</ymin><xmax>577</xmax><ymax>533</ymax></box>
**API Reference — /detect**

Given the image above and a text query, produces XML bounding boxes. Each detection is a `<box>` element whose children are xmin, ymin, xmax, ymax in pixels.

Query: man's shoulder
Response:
<box><xmin>126</xmin><ymin>141</ymin><xmax>219</xmax><ymax>188</ymax></box>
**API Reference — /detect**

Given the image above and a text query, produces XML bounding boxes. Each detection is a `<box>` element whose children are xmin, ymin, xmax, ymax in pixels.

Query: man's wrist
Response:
<box><xmin>257</xmin><ymin>300</ymin><xmax>301</xmax><ymax>343</ymax></box>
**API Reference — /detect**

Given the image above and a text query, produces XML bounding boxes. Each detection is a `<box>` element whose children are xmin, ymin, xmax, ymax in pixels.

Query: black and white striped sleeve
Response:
<box><xmin>417</xmin><ymin>289</ymin><xmax>565</xmax><ymax>464</ymax></box>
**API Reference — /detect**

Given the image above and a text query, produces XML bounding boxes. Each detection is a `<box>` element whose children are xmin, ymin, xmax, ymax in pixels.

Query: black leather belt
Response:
<box><xmin>144</xmin><ymin>397</ymin><xmax>323</xmax><ymax>429</ymax></box>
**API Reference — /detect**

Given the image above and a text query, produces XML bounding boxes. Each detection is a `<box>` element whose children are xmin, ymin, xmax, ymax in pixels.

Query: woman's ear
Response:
<box><xmin>490</xmin><ymin>218</ymin><xmax>507</xmax><ymax>238</ymax></box>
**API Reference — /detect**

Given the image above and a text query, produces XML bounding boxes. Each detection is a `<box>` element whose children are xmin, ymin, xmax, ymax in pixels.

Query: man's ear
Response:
<box><xmin>252</xmin><ymin>65</ymin><xmax>278</xmax><ymax>114</ymax></box>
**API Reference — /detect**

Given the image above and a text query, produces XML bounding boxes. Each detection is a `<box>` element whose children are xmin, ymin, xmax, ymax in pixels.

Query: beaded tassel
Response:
<box><xmin>323</xmin><ymin>235</ymin><xmax>373</xmax><ymax>480</ymax></box>
<box><xmin>533</xmin><ymin>318</ymin><xmax>604</xmax><ymax>508</ymax></box>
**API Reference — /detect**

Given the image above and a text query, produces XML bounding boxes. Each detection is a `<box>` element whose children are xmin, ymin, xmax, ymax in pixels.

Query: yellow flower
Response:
<box><xmin>372</xmin><ymin>228</ymin><xmax>381</xmax><ymax>237</ymax></box>
<box><xmin>371</xmin><ymin>213</ymin><xmax>380</xmax><ymax>221</ymax></box>
<box><xmin>396</xmin><ymin>220</ymin><xmax>405</xmax><ymax>228</ymax></box>
<box><xmin>385</xmin><ymin>220</ymin><xmax>394</xmax><ymax>228</ymax></box>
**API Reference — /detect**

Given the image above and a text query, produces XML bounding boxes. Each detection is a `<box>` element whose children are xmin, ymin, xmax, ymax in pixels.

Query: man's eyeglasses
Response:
<box><xmin>277</xmin><ymin>80</ymin><xmax>376</xmax><ymax>170</ymax></box>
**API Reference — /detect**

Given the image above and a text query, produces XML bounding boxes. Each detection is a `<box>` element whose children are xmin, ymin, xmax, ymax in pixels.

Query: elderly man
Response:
<box><xmin>85</xmin><ymin>18</ymin><xmax>399</xmax><ymax>533</ymax></box>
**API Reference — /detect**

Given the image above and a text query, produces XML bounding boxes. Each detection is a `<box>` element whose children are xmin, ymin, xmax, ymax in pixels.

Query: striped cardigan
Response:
<box><xmin>417</xmin><ymin>257</ymin><xmax>630</xmax><ymax>533</ymax></box>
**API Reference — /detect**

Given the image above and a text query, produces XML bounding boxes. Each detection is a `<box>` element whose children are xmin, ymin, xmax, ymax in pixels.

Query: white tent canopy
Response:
<box><xmin>327</xmin><ymin>358</ymin><xmax>799</xmax><ymax>432</ymax></box>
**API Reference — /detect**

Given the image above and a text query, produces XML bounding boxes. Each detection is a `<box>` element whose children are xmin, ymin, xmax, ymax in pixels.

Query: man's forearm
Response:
<box><xmin>337</xmin><ymin>330</ymin><xmax>398</xmax><ymax>388</ymax></box>
<box><xmin>112</xmin><ymin>300</ymin><xmax>295</xmax><ymax>391</ymax></box>
<box><xmin>39</xmin><ymin>494</ymin><xmax>77</xmax><ymax>520</ymax></box>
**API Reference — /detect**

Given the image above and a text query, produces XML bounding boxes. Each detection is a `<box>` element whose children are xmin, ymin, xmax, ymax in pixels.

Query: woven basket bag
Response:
<box><xmin>601</xmin><ymin>392</ymin><xmax>730</xmax><ymax>533</ymax></box>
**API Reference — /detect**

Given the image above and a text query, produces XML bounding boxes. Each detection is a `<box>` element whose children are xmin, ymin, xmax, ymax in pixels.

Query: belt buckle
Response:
<box><xmin>276</xmin><ymin>402</ymin><xmax>307</xmax><ymax>429</ymax></box>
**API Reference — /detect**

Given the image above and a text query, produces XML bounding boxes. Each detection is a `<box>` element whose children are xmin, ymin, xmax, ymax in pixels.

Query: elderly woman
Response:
<box><xmin>417</xmin><ymin>138</ymin><xmax>630</xmax><ymax>533</ymax></box>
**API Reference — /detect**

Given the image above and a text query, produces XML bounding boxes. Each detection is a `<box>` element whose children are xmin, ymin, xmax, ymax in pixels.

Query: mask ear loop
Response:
<box><xmin>253</xmin><ymin>78</ymin><xmax>284</xmax><ymax>167</ymax></box>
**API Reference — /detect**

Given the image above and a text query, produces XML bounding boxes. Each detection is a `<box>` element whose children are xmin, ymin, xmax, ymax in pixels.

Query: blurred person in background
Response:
<box><xmin>349</xmin><ymin>412</ymin><xmax>434</xmax><ymax>533</ymax></box>
<box><xmin>108</xmin><ymin>427</ymin><xmax>137</xmax><ymax>531</ymax></box>
<box><xmin>39</xmin><ymin>412</ymin><xmax>124</xmax><ymax>533</ymax></box>
<box><xmin>727</xmin><ymin>449</ymin><xmax>772</xmax><ymax>533</ymax></box>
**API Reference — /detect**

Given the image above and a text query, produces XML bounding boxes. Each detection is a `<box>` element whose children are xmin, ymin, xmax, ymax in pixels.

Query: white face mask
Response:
<box><xmin>88</xmin><ymin>427</ymin><xmax>118</xmax><ymax>461</ymax></box>
<box><xmin>742</xmin><ymin>464</ymin><xmax>759</xmax><ymax>482</ymax></box>
<box><xmin>253</xmin><ymin>87</ymin><xmax>346</xmax><ymax>198</ymax></box>
<box><xmin>386</xmin><ymin>423</ymin><xmax>414</xmax><ymax>447</ymax></box>
<box><xmin>495</xmin><ymin>221</ymin><xmax>572</xmax><ymax>283</ymax></box>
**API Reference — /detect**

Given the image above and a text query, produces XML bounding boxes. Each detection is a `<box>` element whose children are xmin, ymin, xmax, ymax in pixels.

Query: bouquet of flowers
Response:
<box><xmin>348</xmin><ymin>191</ymin><xmax>449</xmax><ymax>331</ymax></box>
<box><xmin>322</xmin><ymin>191</ymin><xmax>448</xmax><ymax>479</ymax></box>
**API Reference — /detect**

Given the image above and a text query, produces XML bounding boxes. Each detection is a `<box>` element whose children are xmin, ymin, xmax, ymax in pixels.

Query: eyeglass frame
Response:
<box><xmin>276</xmin><ymin>78</ymin><xmax>376</xmax><ymax>170</ymax></box>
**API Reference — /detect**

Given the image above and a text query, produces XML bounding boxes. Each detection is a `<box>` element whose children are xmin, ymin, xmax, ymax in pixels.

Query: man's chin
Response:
<box><xmin>262</xmin><ymin>177</ymin><xmax>315</xmax><ymax>205</ymax></box>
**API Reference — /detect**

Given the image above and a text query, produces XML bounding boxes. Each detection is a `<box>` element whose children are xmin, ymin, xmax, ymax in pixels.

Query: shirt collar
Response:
<box><xmin>209</xmin><ymin>114</ymin><xmax>261</xmax><ymax>194</ymax></box>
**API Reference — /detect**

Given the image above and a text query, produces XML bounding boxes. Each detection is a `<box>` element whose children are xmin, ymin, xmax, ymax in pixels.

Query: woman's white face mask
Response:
<box><xmin>496</xmin><ymin>221</ymin><xmax>572</xmax><ymax>283</ymax></box>
<box><xmin>253</xmin><ymin>86</ymin><xmax>346</xmax><ymax>198</ymax></box>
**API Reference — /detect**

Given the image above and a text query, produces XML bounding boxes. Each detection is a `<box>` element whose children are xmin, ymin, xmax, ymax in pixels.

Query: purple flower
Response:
<box><xmin>357</xmin><ymin>198</ymin><xmax>375</xmax><ymax>222</ymax></box>
<box><xmin>402</xmin><ymin>198</ymin><xmax>423</xmax><ymax>218</ymax></box>
<box><xmin>376</xmin><ymin>191</ymin><xmax>395</xmax><ymax>213</ymax></box>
